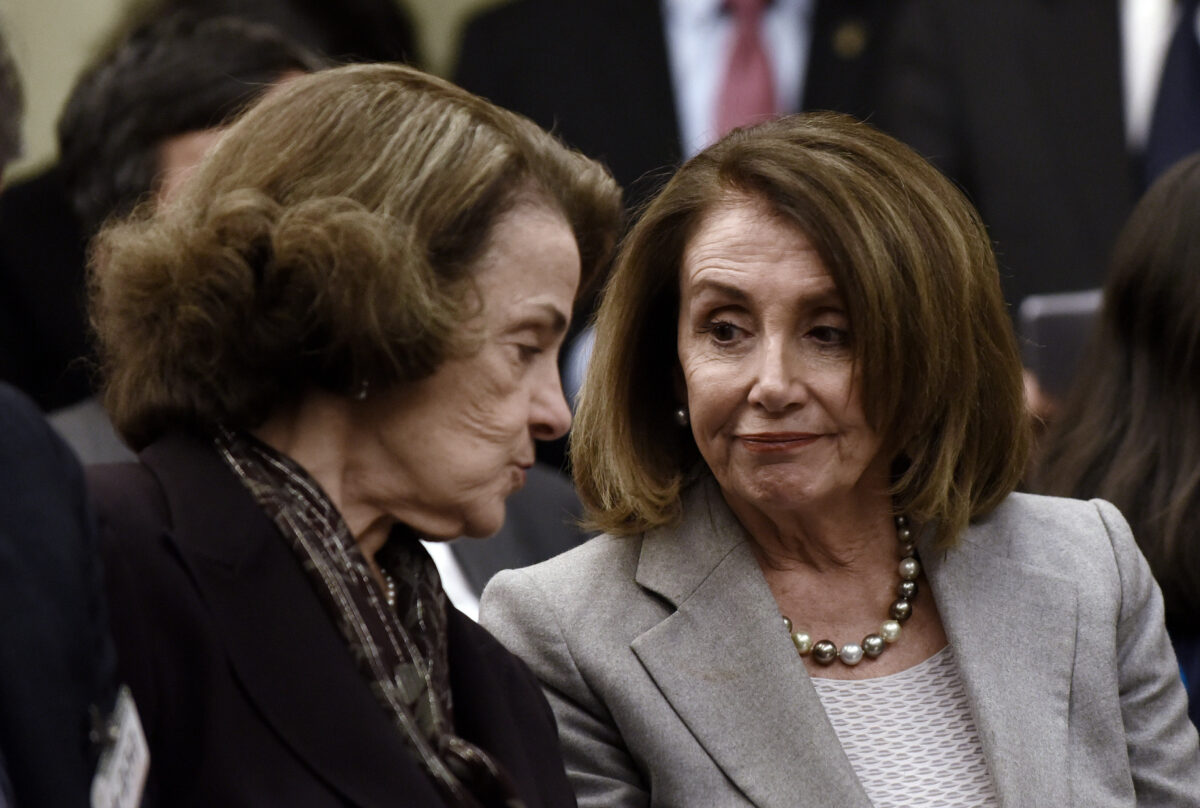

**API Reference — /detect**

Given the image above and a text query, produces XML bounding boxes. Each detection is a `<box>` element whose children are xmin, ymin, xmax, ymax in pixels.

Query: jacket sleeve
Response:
<box><xmin>1095</xmin><ymin>499</ymin><xmax>1200</xmax><ymax>805</ymax></box>
<box><xmin>480</xmin><ymin>568</ymin><xmax>650</xmax><ymax>808</ymax></box>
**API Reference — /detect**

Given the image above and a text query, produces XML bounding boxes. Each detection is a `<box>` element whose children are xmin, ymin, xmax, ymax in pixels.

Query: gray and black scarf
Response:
<box><xmin>215</xmin><ymin>427</ymin><xmax>523</xmax><ymax>808</ymax></box>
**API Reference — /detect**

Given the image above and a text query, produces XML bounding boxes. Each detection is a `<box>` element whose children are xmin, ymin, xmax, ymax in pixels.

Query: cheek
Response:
<box><xmin>442</xmin><ymin>360</ymin><xmax>529</xmax><ymax>447</ymax></box>
<box><xmin>682</xmin><ymin>359</ymin><xmax>743</xmax><ymax>423</ymax></box>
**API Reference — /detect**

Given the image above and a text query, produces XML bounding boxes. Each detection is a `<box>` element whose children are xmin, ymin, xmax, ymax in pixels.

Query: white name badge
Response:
<box><xmin>90</xmin><ymin>686</ymin><xmax>149</xmax><ymax>808</ymax></box>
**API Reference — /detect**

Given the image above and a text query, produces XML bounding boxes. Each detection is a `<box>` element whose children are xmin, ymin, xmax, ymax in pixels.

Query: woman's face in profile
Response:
<box><xmin>675</xmin><ymin>199</ymin><xmax>888</xmax><ymax>520</ymax></box>
<box><xmin>353</xmin><ymin>204</ymin><xmax>579</xmax><ymax>540</ymax></box>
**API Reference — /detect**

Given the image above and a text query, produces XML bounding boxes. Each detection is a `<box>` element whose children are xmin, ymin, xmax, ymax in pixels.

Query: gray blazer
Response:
<box><xmin>480</xmin><ymin>478</ymin><xmax>1200</xmax><ymax>807</ymax></box>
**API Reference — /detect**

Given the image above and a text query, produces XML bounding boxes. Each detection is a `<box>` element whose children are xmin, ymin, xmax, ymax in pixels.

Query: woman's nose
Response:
<box><xmin>531</xmin><ymin>368</ymin><xmax>573</xmax><ymax>441</ymax></box>
<box><xmin>746</xmin><ymin>338</ymin><xmax>804</xmax><ymax>412</ymax></box>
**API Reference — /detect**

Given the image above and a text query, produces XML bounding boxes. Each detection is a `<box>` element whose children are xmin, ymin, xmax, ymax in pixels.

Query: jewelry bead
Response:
<box><xmin>889</xmin><ymin>598</ymin><xmax>913</xmax><ymax>622</ymax></box>
<box><xmin>898</xmin><ymin>557</ymin><xmax>921</xmax><ymax>580</ymax></box>
<box><xmin>381</xmin><ymin>570</ymin><xmax>397</xmax><ymax>609</ymax></box>
<box><xmin>777</xmin><ymin>513</ymin><xmax>913</xmax><ymax>667</ymax></box>
<box><xmin>839</xmin><ymin>643</ymin><xmax>864</xmax><ymax>665</ymax></box>
<box><xmin>811</xmin><ymin>641</ymin><xmax>838</xmax><ymax>664</ymax></box>
<box><xmin>791</xmin><ymin>631</ymin><xmax>814</xmax><ymax>655</ymax></box>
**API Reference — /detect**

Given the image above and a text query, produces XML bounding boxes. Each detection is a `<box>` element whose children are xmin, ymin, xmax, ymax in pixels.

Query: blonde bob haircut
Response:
<box><xmin>573</xmin><ymin>112</ymin><xmax>1029</xmax><ymax>547</ymax></box>
<box><xmin>92</xmin><ymin>63</ymin><xmax>622</xmax><ymax>450</ymax></box>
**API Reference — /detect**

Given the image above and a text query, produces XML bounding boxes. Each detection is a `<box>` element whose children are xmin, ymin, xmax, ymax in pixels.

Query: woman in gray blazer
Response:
<box><xmin>480</xmin><ymin>113</ymin><xmax>1200</xmax><ymax>806</ymax></box>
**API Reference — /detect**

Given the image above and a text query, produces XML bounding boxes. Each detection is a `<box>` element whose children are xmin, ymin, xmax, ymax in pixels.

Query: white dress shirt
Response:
<box><xmin>663</xmin><ymin>0</ymin><xmax>814</xmax><ymax>157</ymax></box>
<box><xmin>422</xmin><ymin>539</ymin><xmax>481</xmax><ymax>622</ymax></box>
<box><xmin>1120</xmin><ymin>0</ymin><xmax>1186</xmax><ymax>151</ymax></box>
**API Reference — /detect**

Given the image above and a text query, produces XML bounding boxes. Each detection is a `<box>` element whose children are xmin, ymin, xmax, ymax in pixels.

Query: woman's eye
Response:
<box><xmin>810</xmin><ymin>325</ymin><xmax>849</xmax><ymax>346</ymax></box>
<box><xmin>708</xmin><ymin>321</ymin><xmax>739</xmax><ymax>343</ymax></box>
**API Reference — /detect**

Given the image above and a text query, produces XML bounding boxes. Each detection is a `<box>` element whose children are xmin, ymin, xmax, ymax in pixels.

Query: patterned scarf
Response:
<box><xmin>215</xmin><ymin>428</ymin><xmax>523</xmax><ymax>807</ymax></box>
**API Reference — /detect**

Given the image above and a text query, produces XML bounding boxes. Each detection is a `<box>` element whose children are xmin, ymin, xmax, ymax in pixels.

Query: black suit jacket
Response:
<box><xmin>455</xmin><ymin>0</ymin><xmax>901</xmax><ymax>210</ymax></box>
<box><xmin>0</xmin><ymin>168</ymin><xmax>93</xmax><ymax>411</ymax></box>
<box><xmin>88</xmin><ymin>433</ymin><xmax>576</xmax><ymax>807</ymax></box>
<box><xmin>0</xmin><ymin>383</ymin><xmax>117</xmax><ymax>807</ymax></box>
<box><xmin>878</xmin><ymin>0</ymin><xmax>1135</xmax><ymax>309</ymax></box>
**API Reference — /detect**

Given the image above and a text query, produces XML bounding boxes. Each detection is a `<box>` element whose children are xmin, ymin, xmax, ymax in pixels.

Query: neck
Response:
<box><xmin>727</xmin><ymin>488</ymin><xmax>896</xmax><ymax>576</ymax></box>
<box><xmin>251</xmin><ymin>392</ymin><xmax>392</xmax><ymax>565</ymax></box>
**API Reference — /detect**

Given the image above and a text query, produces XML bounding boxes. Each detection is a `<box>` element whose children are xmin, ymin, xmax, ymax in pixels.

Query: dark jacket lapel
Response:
<box><xmin>140</xmin><ymin>434</ymin><xmax>444</xmax><ymax>807</ymax></box>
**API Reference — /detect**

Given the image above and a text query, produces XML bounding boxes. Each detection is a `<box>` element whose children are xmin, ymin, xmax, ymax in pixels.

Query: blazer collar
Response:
<box><xmin>140</xmin><ymin>433</ymin><xmax>446</xmax><ymax>807</ymax></box>
<box><xmin>632</xmin><ymin>480</ymin><xmax>1077</xmax><ymax>807</ymax></box>
<box><xmin>632</xmin><ymin>477</ymin><xmax>872</xmax><ymax>807</ymax></box>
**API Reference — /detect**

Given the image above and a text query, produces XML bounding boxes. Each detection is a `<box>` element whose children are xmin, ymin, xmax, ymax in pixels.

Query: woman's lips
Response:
<box><xmin>736</xmin><ymin>433</ymin><xmax>823</xmax><ymax>452</ymax></box>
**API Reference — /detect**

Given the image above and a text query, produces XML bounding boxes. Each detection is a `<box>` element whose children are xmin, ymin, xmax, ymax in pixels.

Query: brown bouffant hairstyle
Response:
<box><xmin>1034</xmin><ymin>154</ymin><xmax>1200</xmax><ymax>634</ymax></box>
<box><xmin>573</xmin><ymin>112</ymin><xmax>1029</xmax><ymax>547</ymax></box>
<box><xmin>92</xmin><ymin>63</ymin><xmax>622</xmax><ymax>450</ymax></box>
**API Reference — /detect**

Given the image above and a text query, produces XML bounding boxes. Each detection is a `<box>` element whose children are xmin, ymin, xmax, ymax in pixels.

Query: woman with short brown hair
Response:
<box><xmin>481</xmin><ymin>113</ymin><xmax>1200</xmax><ymax>806</ymax></box>
<box><xmin>89</xmin><ymin>63</ymin><xmax>621</xmax><ymax>806</ymax></box>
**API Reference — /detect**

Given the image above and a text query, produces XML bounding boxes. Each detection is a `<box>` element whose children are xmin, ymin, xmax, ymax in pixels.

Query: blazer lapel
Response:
<box><xmin>631</xmin><ymin>480</ymin><xmax>872</xmax><ymax>807</ymax></box>
<box><xmin>922</xmin><ymin>517</ymin><xmax>1077</xmax><ymax>807</ymax></box>
<box><xmin>142</xmin><ymin>435</ymin><xmax>444</xmax><ymax>807</ymax></box>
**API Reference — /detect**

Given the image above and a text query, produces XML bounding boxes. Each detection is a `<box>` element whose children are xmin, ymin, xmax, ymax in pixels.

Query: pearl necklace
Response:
<box><xmin>781</xmin><ymin>515</ymin><xmax>919</xmax><ymax>667</ymax></box>
<box><xmin>381</xmin><ymin>569</ymin><xmax>397</xmax><ymax>610</ymax></box>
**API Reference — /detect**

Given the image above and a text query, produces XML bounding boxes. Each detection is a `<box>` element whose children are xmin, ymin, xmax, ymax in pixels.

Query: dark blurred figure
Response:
<box><xmin>0</xmin><ymin>0</ymin><xmax>400</xmax><ymax>413</ymax></box>
<box><xmin>0</xmin><ymin>30</ymin><xmax>122</xmax><ymax>807</ymax></box>
<box><xmin>456</xmin><ymin>0</ymin><xmax>904</xmax><ymax>468</ymax></box>
<box><xmin>58</xmin><ymin>15</ymin><xmax>323</xmax><ymax>240</ymax></box>
<box><xmin>456</xmin><ymin>0</ymin><xmax>900</xmax><ymax>211</ymax></box>
<box><xmin>129</xmin><ymin>0</ymin><xmax>417</xmax><ymax>64</ymax></box>
<box><xmin>879</xmin><ymin>0</ymin><xmax>1200</xmax><ymax>314</ymax></box>
<box><xmin>0</xmin><ymin>385</ymin><xmax>122</xmax><ymax>808</ymax></box>
<box><xmin>1033</xmin><ymin>152</ymin><xmax>1200</xmax><ymax>728</ymax></box>
<box><xmin>43</xmin><ymin>15</ymin><xmax>322</xmax><ymax>463</ymax></box>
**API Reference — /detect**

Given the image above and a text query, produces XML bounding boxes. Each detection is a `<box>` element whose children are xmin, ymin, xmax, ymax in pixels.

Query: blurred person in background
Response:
<box><xmin>1033</xmin><ymin>152</ymin><xmax>1200</xmax><ymax>730</ymax></box>
<box><xmin>0</xmin><ymin>26</ymin><xmax>125</xmax><ymax>808</ymax></box>
<box><xmin>88</xmin><ymin>63</ymin><xmax>621</xmax><ymax>805</ymax></box>
<box><xmin>481</xmin><ymin>113</ymin><xmax>1200</xmax><ymax>806</ymax></box>
<box><xmin>0</xmin><ymin>0</ymin><xmax>413</xmax><ymax>414</ymax></box>
<box><xmin>42</xmin><ymin>12</ymin><xmax>323</xmax><ymax>463</ymax></box>
<box><xmin>880</xmin><ymin>0</ymin><xmax>1200</xmax><ymax>313</ymax></box>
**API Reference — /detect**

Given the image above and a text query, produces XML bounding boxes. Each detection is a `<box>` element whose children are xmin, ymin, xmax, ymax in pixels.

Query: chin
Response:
<box><xmin>457</xmin><ymin>505</ymin><xmax>508</xmax><ymax>539</ymax></box>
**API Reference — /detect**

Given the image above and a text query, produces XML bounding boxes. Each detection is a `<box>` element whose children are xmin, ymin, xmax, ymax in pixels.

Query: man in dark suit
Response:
<box><xmin>877</xmin><ymin>0</ymin><xmax>1158</xmax><ymax>311</ymax></box>
<box><xmin>455</xmin><ymin>0</ymin><xmax>901</xmax><ymax>211</ymax></box>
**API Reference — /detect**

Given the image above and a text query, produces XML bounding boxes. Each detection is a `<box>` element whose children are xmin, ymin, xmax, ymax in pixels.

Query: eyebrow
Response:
<box><xmin>686</xmin><ymin>276</ymin><xmax>844</xmax><ymax>309</ymax></box>
<box><xmin>685</xmin><ymin>277</ymin><xmax>750</xmax><ymax>305</ymax></box>
<box><xmin>511</xmin><ymin>303</ymin><xmax>570</xmax><ymax>338</ymax></box>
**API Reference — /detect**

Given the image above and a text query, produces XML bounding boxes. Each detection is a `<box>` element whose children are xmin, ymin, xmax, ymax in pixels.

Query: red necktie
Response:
<box><xmin>715</xmin><ymin>0</ymin><xmax>777</xmax><ymax>137</ymax></box>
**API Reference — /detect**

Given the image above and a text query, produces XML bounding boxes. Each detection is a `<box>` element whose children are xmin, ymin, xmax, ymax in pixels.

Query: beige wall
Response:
<box><xmin>2</xmin><ymin>0</ymin><xmax>505</xmax><ymax>180</ymax></box>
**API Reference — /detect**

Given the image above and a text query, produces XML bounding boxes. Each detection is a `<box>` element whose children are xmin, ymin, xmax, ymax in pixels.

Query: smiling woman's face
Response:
<box><xmin>353</xmin><ymin>202</ymin><xmax>579</xmax><ymax>539</ymax></box>
<box><xmin>676</xmin><ymin>198</ymin><xmax>888</xmax><ymax>521</ymax></box>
